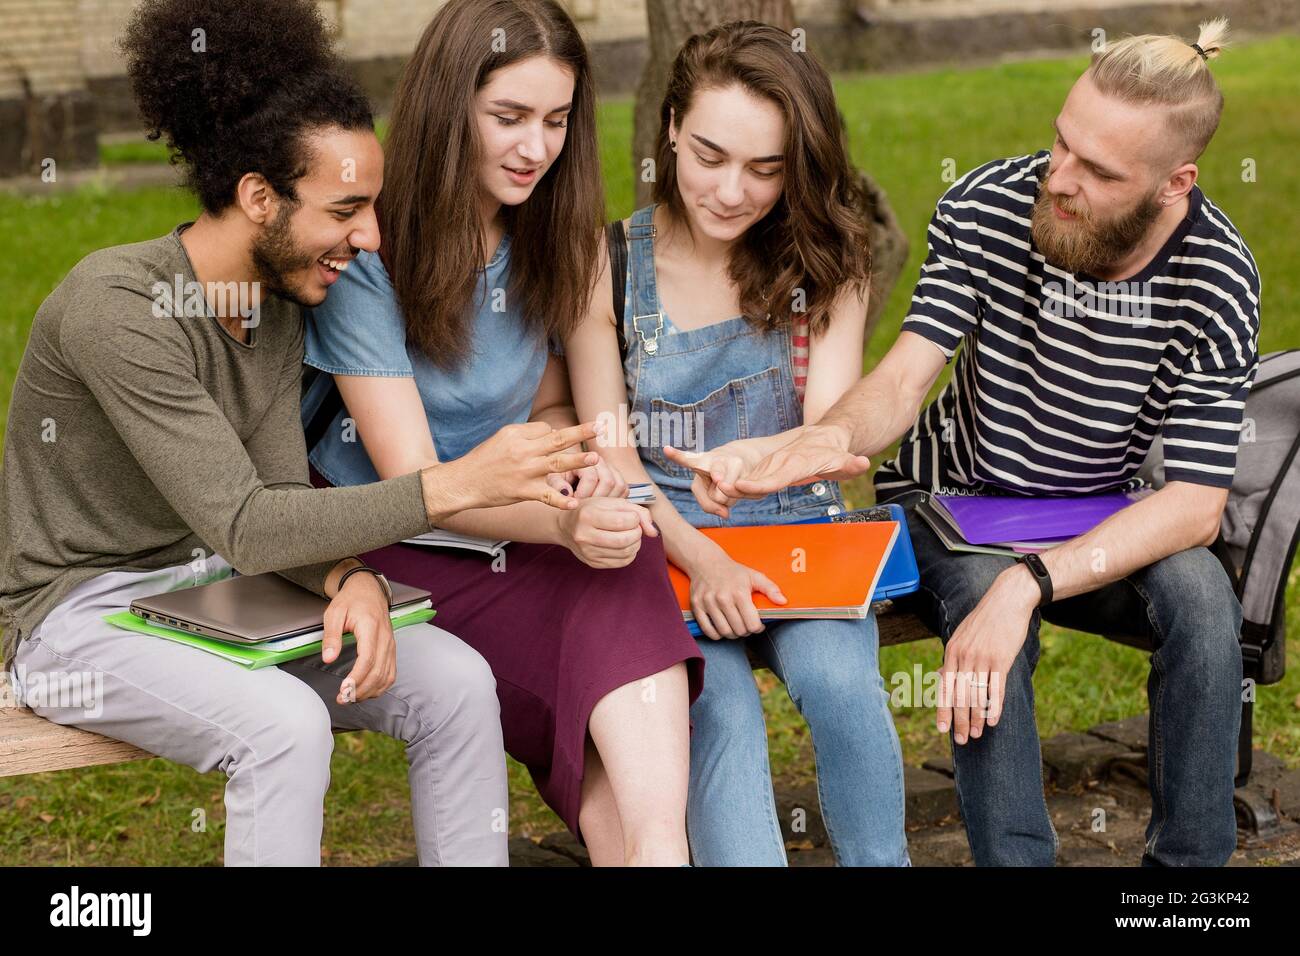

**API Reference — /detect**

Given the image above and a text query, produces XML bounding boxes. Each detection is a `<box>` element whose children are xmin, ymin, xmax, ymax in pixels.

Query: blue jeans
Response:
<box><xmin>686</xmin><ymin>614</ymin><xmax>910</xmax><ymax>866</ymax></box>
<box><xmin>893</xmin><ymin>491</ymin><xmax>1242</xmax><ymax>866</ymax></box>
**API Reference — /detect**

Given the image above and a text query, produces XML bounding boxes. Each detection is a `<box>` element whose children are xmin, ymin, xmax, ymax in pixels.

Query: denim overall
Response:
<box><xmin>623</xmin><ymin>210</ymin><xmax>845</xmax><ymax>525</ymax></box>
<box><xmin>621</xmin><ymin>206</ymin><xmax>909</xmax><ymax>866</ymax></box>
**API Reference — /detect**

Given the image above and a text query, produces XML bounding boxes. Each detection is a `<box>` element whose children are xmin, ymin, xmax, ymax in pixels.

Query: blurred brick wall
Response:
<box><xmin>7</xmin><ymin>0</ymin><xmax>1299</xmax><ymax>175</ymax></box>
<box><xmin>0</xmin><ymin>0</ymin><xmax>97</xmax><ymax>176</ymax></box>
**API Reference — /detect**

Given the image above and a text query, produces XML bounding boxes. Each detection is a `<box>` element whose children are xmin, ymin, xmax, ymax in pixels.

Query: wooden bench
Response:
<box><xmin>0</xmin><ymin>609</ymin><xmax>938</xmax><ymax>778</ymax></box>
<box><xmin>0</xmin><ymin>672</ymin><xmax>152</xmax><ymax>777</ymax></box>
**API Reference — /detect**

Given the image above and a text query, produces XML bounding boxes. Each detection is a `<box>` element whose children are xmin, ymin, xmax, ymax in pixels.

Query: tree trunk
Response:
<box><xmin>632</xmin><ymin>0</ymin><xmax>908</xmax><ymax>342</ymax></box>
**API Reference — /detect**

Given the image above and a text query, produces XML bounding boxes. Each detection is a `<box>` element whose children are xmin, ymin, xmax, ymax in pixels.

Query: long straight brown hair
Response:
<box><xmin>379</xmin><ymin>0</ymin><xmax>604</xmax><ymax>367</ymax></box>
<box><xmin>652</xmin><ymin>21</ymin><xmax>871</xmax><ymax>336</ymax></box>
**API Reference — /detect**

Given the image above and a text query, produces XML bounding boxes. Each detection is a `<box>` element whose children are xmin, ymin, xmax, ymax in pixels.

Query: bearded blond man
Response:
<box><xmin>666</xmin><ymin>19</ymin><xmax>1259</xmax><ymax>866</ymax></box>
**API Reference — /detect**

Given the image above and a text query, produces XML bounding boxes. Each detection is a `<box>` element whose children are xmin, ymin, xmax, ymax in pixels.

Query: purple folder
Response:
<box><xmin>933</xmin><ymin>489</ymin><xmax>1151</xmax><ymax>545</ymax></box>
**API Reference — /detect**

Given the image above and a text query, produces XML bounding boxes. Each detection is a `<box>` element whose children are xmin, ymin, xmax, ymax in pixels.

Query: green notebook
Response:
<box><xmin>104</xmin><ymin>608</ymin><xmax>437</xmax><ymax>670</ymax></box>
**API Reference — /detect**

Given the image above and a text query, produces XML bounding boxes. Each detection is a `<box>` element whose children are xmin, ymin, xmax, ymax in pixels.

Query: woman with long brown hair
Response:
<box><xmin>303</xmin><ymin>0</ymin><xmax>702</xmax><ymax>866</ymax></box>
<box><xmin>565</xmin><ymin>21</ymin><xmax>909</xmax><ymax>865</ymax></box>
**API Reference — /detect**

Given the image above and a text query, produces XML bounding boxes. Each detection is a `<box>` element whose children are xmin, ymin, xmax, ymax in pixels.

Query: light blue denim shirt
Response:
<box><xmin>302</xmin><ymin>235</ymin><xmax>549</xmax><ymax>486</ymax></box>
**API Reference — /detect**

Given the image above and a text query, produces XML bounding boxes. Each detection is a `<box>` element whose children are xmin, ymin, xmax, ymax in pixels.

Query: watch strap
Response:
<box><xmin>1019</xmin><ymin>553</ymin><xmax>1053</xmax><ymax>607</ymax></box>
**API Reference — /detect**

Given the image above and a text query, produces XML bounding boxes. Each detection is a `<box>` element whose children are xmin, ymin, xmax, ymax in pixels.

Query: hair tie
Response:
<box><xmin>1190</xmin><ymin>41</ymin><xmax>1209</xmax><ymax>60</ymax></box>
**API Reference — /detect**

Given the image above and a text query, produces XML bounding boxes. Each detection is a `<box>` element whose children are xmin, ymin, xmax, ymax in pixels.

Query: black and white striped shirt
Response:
<box><xmin>875</xmin><ymin>151</ymin><xmax>1260</xmax><ymax>498</ymax></box>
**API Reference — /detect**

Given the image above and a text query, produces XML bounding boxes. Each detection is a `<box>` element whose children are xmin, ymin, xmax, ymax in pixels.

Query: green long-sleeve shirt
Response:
<box><xmin>0</xmin><ymin>225</ymin><xmax>431</xmax><ymax>668</ymax></box>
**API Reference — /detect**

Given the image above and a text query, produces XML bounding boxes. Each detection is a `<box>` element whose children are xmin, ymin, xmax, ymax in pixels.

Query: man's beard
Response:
<box><xmin>251</xmin><ymin>202</ymin><xmax>321</xmax><ymax>307</ymax></box>
<box><xmin>1030</xmin><ymin>180</ymin><xmax>1163</xmax><ymax>277</ymax></box>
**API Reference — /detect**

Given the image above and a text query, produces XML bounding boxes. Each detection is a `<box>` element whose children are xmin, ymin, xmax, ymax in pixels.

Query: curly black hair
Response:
<box><xmin>121</xmin><ymin>0</ymin><xmax>374</xmax><ymax>212</ymax></box>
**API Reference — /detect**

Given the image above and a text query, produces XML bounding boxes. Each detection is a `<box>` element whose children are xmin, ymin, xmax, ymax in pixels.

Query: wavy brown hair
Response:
<box><xmin>379</xmin><ymin>0</ymin><xmax>604</xmax><ymax>367</ymax></box>
<box><xmin>652</xmin><ymin>21</ymin><xmax>870</xmax><ymax>335</ymax></box>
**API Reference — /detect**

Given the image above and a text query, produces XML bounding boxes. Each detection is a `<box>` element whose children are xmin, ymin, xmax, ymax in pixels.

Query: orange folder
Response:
<box><xmin>666</xmin><ymin>521</ymin><xmax>900</xmax><ymax>621</ymax></box>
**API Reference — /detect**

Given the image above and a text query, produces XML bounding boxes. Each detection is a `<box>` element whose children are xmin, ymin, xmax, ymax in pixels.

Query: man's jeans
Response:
<box><xmin>892</xmin><ymin>491</ymin><xmax>1242</xmax><ymax>866</ymax></box>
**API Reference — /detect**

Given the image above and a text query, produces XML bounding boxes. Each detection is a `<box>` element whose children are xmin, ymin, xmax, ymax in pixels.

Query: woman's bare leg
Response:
<box><xmin>578</xmin><ymin>738</ymin><xmax>626</xmax><ymax>866</ymax></box>
<box><xmin>586</xmin><ymin>662</ymin><xmax>691</xmax><ymax>866</ymax></box>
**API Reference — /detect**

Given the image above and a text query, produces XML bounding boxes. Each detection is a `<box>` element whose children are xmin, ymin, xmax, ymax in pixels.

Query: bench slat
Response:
<box><xmin>0</xmin><ymin>708</ymin><xmax>153</xmax><ymax>777</ymax></box>
<box><xmin>0</xmin><ymin>674</ymin><xmax>153</xmax><ymax>776</ymax></box>
<box><xmin>879</xmin><ymin>610</ymin><xmax>935</xmax><ymax>647</ymax></box>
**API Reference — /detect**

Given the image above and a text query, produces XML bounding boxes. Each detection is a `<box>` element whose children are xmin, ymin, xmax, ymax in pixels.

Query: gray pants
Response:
<box><xmin>10</xmin><ymin>557</ymin><xmax>509</xmax><ymax>865</ymax></box>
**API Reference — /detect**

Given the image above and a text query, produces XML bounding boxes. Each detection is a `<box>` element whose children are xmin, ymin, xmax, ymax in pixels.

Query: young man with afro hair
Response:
<box><xmin>0</xmin><ymin>0</ymin><xmax>599</xmax><ymax>866</ymax></box>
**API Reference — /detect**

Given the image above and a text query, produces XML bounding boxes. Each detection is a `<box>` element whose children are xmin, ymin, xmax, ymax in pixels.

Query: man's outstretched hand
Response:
<box><xmin>664</xmin><ymin>425</ymin><xmax>871</xmax><ymax>518</ymax></box>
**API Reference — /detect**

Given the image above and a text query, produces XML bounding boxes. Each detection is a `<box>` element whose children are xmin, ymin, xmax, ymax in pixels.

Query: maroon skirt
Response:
<box><xmin>312</xmin><ymin>470</ymin><xmax>704</xmax><ymax>834</ymax></box>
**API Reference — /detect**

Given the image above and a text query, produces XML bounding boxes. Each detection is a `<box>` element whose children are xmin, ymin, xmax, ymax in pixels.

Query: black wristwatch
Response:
<box><xmin>1018</xmin><ymin>553</ymin><xmax>1053</xmax><ymax>607</ymax></box>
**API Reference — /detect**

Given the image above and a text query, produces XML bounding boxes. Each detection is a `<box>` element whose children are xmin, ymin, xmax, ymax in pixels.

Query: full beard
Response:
<box><xmin>251</xmin><ymin>203</ymin><xmax>322</xmax><ymax>308</ymax></box>
<box><xmin>1030</xmin><ymin>181</ymin><xmax>1163</xmax><ymax>277</ymax></box>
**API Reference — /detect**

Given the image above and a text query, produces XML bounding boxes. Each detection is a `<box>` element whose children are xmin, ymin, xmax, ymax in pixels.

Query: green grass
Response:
<box><xmin>98</xmin><ymin>138</ymin><xmax>173</xmax><ymax>166</ymax></box>
<box><xmin>3</xmin><ymin>38</ymin><xmax>1298</xmax><ymax>862</ymax></box>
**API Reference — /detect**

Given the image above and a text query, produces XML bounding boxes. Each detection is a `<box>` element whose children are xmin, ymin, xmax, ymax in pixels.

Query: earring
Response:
<box><xmin>1160</xmin><ymin>198</ymin><xmax>1167</xmax><ymax>205</ymax></box>
<box><xmin>670</xmin><ymin>140</ymin><xmax>677</xmax><ymax>152</ymax></box>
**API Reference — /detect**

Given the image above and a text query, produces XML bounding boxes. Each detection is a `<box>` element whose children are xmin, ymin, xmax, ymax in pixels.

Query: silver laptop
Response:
<box><xmin>130</xmin><ymin>572</ymin><xmax>432</xmax><ymax>644</ymax></box>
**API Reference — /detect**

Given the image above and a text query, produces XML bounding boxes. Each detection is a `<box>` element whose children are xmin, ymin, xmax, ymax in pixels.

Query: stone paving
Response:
<box><xmin>481</xmin><ymin>714</ymin><xmax>1300</xmax><ymax>867</ymax></box>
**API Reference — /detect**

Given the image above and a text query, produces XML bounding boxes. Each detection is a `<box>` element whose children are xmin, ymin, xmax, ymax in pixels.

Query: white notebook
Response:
<box><xmin>401</xmin><ymin>529</ymin><xmax>508</xmax><ymax>556</ymax></box>
<box><xmin>402</xmin><ymin>484</ymin><xmax>656</xmax><ymax>556</ymax></box>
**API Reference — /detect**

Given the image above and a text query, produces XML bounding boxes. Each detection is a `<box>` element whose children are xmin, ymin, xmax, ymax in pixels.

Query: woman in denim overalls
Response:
<box><xmin>565</xmin><ymin>23</ymin><xmax>908</xmax><ymax>865</ymax></box>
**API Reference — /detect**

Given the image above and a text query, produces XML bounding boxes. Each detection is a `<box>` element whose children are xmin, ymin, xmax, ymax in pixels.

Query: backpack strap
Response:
<box><xmin>607</xmin><ymin>219</ymin><xmax>629</xmax><ymax>363</ymax></box>
<box><xmin>301</xmin><ymin>365</ymin><xmax>345</xmax><ymax>453</ymax></box>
